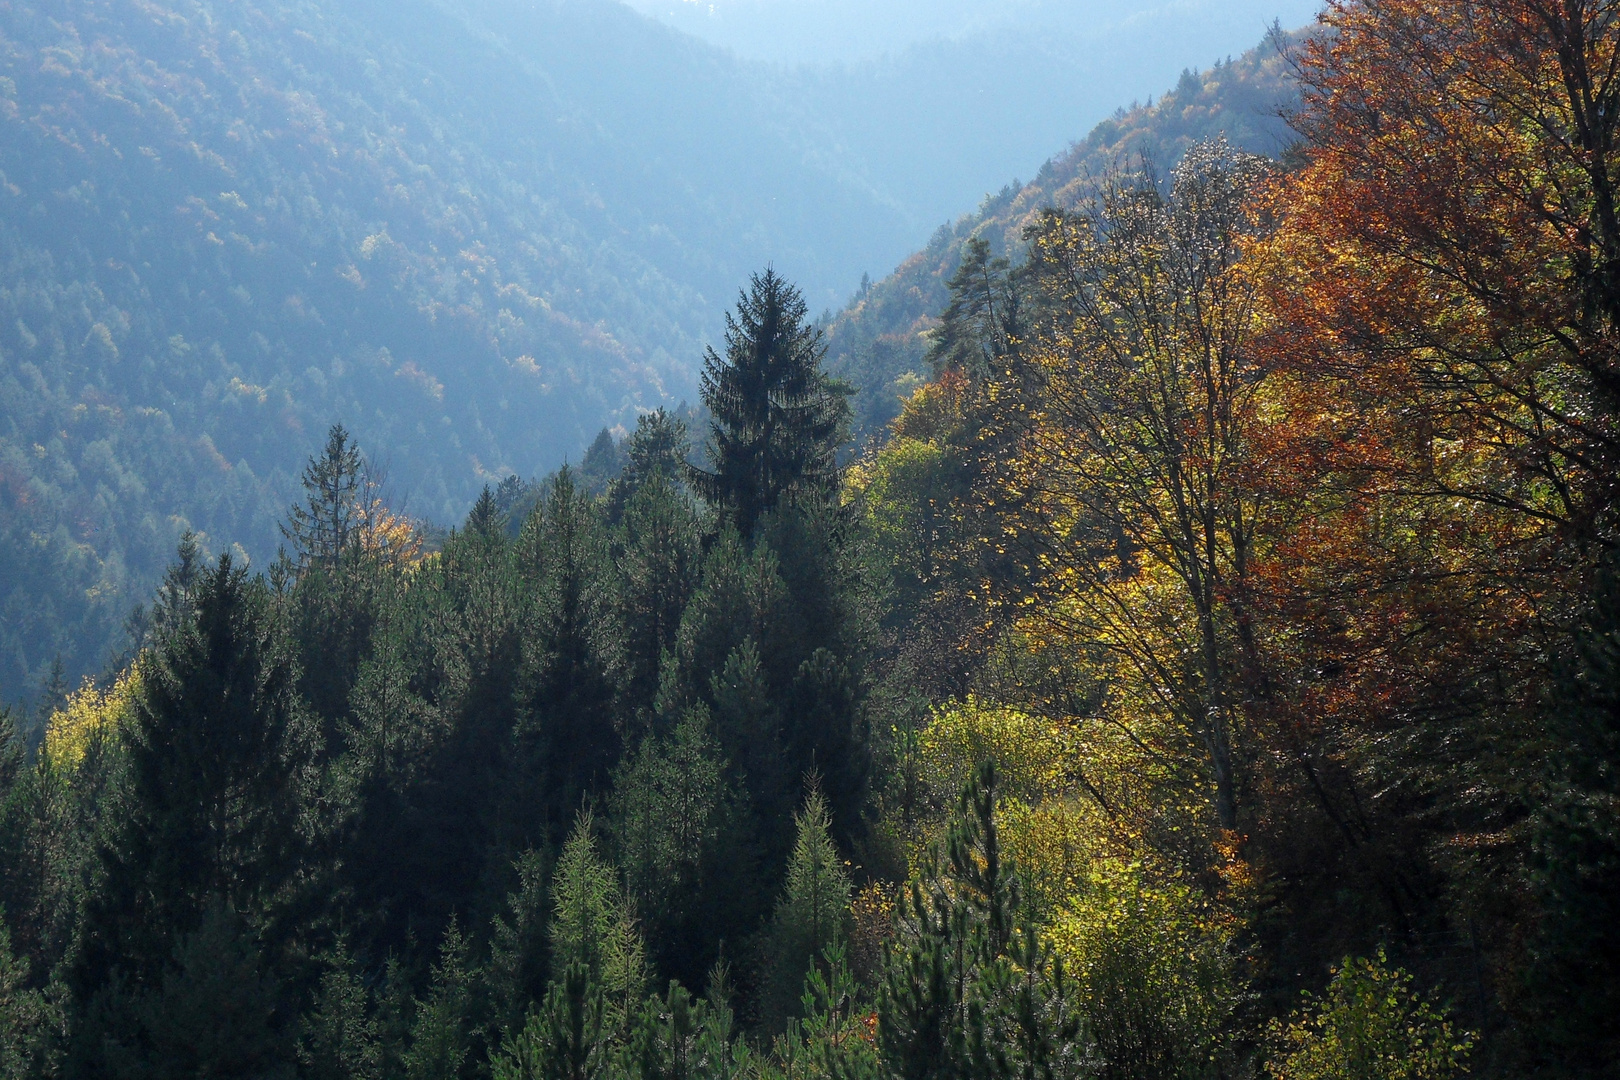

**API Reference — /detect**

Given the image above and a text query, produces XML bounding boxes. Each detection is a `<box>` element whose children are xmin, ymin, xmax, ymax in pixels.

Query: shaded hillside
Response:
<box><xmin>825</xmin><ymin>30</ymin><xmax>1307</xmax><ymax>438</ymax></box>
<box><xmin>0</xmin><ymin>0</ymin><xmax>919</xmax><ymax>700</ymax></box>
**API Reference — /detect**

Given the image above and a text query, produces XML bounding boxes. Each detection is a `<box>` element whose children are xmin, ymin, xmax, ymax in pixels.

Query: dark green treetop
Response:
<box><xmin>690</xmin><ymin>270</ymin><xmax>849</xmax><ymax>537</ymax></box>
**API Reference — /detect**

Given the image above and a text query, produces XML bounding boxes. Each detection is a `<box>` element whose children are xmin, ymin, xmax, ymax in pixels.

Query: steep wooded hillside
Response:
<box><xmin>826</xmin><ymin>32</ymin><xmax>1304</xmax><ymax>437</ymax></box>
<box><xmin>0</xmin><ymin>0</ymin><xmax>920</xmax><ymax>698</ymax></box>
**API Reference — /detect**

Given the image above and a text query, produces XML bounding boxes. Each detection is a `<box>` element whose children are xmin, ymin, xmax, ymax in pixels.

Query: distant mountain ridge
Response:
<box><xmin>0</xmin><ymin>0</ymin><xmax>1309</xmax><ymax>706</ymax></box>
<box><xmin>823</xmin><ymin>31</ymin><xmax>1307</xmax><ymax>438</ymax></box>
<box><xmin>0</xmin><ymin>0</ymin><xmax>920</xmax><ymax>699</ymax></box>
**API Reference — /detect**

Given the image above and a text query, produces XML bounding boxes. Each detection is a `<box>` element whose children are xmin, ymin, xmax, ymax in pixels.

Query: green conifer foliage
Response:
<box><xmin>0</xmin><ymin>911</ymin><xmax>53</xmax><ymax>1080</ymax></box>
<box><xmin>674</xmin><ymin>529</ymin><xmax>788</xmax><ymax>713</ymax></box>
<box><xmin>610</xmin><ymin>708</ymin><xmax>737</xmax><ymax>993</ymax></box>
<box><xmin>134</xmin><ymin>902</ymin><xmax>296</xmax><ymax>1080</ymax></box>
<box><xmin>284</xmin><ymin>427</ymin><xmax>393</xmax><ymax>755</ymax></box>
<box><xmin>622</xmin><ymin>981</ymin><xmax>738</xmax><ymax>1080</ymax></box>
<box><xmin>879</xmin><ymin>763</ymin><xmax>1091</xmax><ymax>1080</ymax></box>
<box><xmin>0</xmin><ymin>708</ymin><xmax>22</xmax><ymax>798</ymax></box>
<box><xmin>518</xmin><ymin>469</ymin><xmax>620</xmax><ymax>840</ymax></box>
<box><xmin>300</xmin><ymin>940</ymin><xmax>382</xmax><ymax>1080</ymax></box>
<box><xmin>924</xmin><ymin>236</ymin><xmax>1023</xmax><ymax>380</ymax></box>
<box><xmin>711</xmin><ymin>639</ymin><xmax>785</xmax><ymax>827</ymax></box>
<box><xmin>690</xmin><ymin>270</ymin><xmax>849</xmax><ymax>537</ymax></box>
<box><xmin>772</xmin><ymin>943</ymin><xmax>880</xmax><ymax>1080</ymax></box>
<box><xmin>77</xmin><ymin>551</ymin><xmax>307</xmax><ymax>998</ymax></box>
<box><xmin>762</xmin><ymin>788</ymin><xmax>852</xmax><ymax>1028</ymax></box>
<box><xmin>493</xmin><ymin>963</ymin><xmax>607</xmax><ymax>1080</ymax></box>
<box><xmin>406</xmin><ymin>920</ymin><xmax>473</xmax><ymax>1080</ymax></box>
<box><xmin>1524</xmin><ymin>557</ymin><xmax>1620</xmax><ymax>1070</ymax></box>
<box><xmin>550</xmin><ymin>813</ymin><xmax>650</xmax><ymax>1037</ymax></box>
<box><xmin>32</xmin><ymin>657</ymin><xmax>68</xmax><ymax>742</ymax></box>
<box><xmin>617</xmin><ymin>411</ymin><xmax>690</xmax><ymax>501</ymax></box>
<box><xmin>614</xmin><ymin>477</ymin><xmax>701</xmax><ymax>720</ymax></box>
<box><xmin>551</xmin><ymin>815</ymin><xmax>622</xmax><ymax>979</ymax></box>
<box><xmin>489</xmin><ymin>849</ymin><xmax>554</xmax><ymax>1040</ymax></box>
<box><xmin>283</xmin><ymin>425</ymin><xmax>367</xmax><ymax>567</ymax></box>
<box><xmin>149</xmin><ymin>531</ymin><xmax>204</xmax><ymax>644</ymax></box>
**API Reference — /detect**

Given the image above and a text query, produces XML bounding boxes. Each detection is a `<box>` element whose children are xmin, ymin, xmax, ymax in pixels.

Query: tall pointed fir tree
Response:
<box><xmin>71</xmin><ymin>551</ymin><xmax>310</xmax><ymax>1075</ymax></box>
<box><xmin>284</xmin><ymin>426</ymin><xmax>388</xmax><ymax>755</ymax></box>
<box><xmin>689</xmin><ymin>269</ymin><xmax>849</xmax><ymax>537</ymax></box>
<box><xmin>282</xmin><ymin>424</ymin><xmax>366</xmax><ymax>566</ymax></box>
<box><xmin>517</xmin><ymin>468</ymin><xmax>620</xmax><ymax>846</ymax></box>
<box><xmin>762</xmin><ymin>786</ymin><xmax>852</xmax><ymax>1028</ymax></box>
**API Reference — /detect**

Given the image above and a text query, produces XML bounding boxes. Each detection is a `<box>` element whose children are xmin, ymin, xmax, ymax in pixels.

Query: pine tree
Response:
<box><xmin>622</xmin><ymin>982</ymin><xmax>735</xmax><ymax>1080</ymax></box>
<box><xmin>878</xmin><ymin>763</ymin><xmax>1089</xmax><ymax>1080</ymax></box>
<box><xmin>75</xmin><ymin>552</ymin><xmax>308</xmax><ymax>1002</ymax></box>
<box><xmin>494</xmin><ymin>963</ymin><xmax>607</xmax><ymax>1080</ymax></box>
<box><xmin>925</xmin><ymin>236</ymin><xmax>1023</xmax><ymax>379</ymax></box>
<box><xmin>689</xmin><ymin>269</ymin><xmax>849</xmax><ymax>537</ymax></box>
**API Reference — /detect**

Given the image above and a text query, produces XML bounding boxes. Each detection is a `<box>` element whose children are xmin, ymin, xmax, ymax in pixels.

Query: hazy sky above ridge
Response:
<box><xmin>619</xmin><ymin>0</ymin><xmax>1325</xmax><ymax>66</ymax></box>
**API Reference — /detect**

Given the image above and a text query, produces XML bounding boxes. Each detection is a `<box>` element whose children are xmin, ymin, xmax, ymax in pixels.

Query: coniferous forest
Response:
<box><xmin>4</xmin><ymin>1</ymin><xmax>1620</xmax><ymax>1078</ymax></box>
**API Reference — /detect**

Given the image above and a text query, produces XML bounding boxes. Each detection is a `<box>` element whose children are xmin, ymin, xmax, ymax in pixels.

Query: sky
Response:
<box><xmin>619</xmin><ymin>0</ymin><xmax>1325</xmax><ymax>66</ymax></box>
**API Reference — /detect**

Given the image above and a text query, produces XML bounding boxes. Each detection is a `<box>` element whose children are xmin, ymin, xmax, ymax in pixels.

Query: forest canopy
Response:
<box><xmin>2</xmin><ymin>1</ymin><xmax>1618</xmax><ymax>1078</ymax></box>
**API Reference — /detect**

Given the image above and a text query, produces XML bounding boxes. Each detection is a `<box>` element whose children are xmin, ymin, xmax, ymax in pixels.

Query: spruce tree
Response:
<box><xmin>489</xmin><ymin>850</ymin><xmax>553</xmax><ymax>1040</ymax></box>
<box><xmin>1526</xmin><ymin>557</ymin><xmax>1620</xmax><ymax>1069</ymax></box>
<box><xmin>763</xmin><ymin>787</ymin><xmax>852</xmax><ymax>1028</ymax></box>
<box><xmin>76</xmin><ymin>551</ymin><xmax>307</xmax><ymax>1001</ymax></box>
<box><xmin>518</xmin><ymin>470</ymin><xmax>619</xmax><ymax>841</ymax></box>
<box><xmin>283</xmin><ymin>424</ymin><xmax>367</xmax><ymax>566</ymax></box>
<box><xmin>405</xmin><ymin>921</ymin><xmax>472</xmax><ymax>1080</ymax></box>
<box><xmin>689</xmin><ymin>270</ymin><xmax>848</xmax><ymax>537</ymax></box>
<box><xmin>300</xmin><ymin>940</ymin><xmax>382</xmax><ymax>1080</ymax></box>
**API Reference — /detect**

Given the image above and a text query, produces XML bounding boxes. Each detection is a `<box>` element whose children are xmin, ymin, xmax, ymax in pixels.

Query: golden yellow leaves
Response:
<box><xmin>45</xmin><ymin>664</ymin><xmax>142</xmax><ymax>772</ymax></box>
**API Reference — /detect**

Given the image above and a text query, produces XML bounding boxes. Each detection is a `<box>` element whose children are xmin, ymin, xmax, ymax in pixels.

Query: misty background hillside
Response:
<box><xmin>0</xmin><ymin>0</ymin><xmax>1312</xmax><ymax>700</ymax></box>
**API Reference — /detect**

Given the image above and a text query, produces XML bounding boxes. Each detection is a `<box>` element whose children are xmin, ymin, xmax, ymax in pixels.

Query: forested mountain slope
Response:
<box><xmin>0</xmin><ymin>0</ymin><xmax>920</xmax><ymax>699</ymax></box>
<box><xmin>634</xmin><ymin>0</ymin><xmax>1318</xmax><ymax>231</ymax></box>
<box><xmin>825</xmin><ymin>32</ymin><xmax>1302</xmax><ymax>437</ymax></box>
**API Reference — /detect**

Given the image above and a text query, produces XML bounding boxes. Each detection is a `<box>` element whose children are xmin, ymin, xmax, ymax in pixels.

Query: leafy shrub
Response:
<box><xmin>1266</xmin><ymin>951</ymin><xmax>1471</xmax><ymax>1080</ymax></box>
<box><xmin>1051</xmin><ymin>859</ymin><xmax>1244</xmax><ymax>1080</ymax></box>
